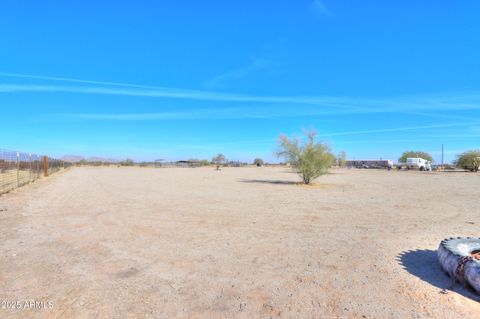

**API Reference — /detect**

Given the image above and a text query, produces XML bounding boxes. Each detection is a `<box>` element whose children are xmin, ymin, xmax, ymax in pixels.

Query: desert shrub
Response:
<box><xmin>277</xmin><ymin>130</ymin><xmax>335</xmax><ymax>184</ymax></box>
<box><xmin>186</xmin><ymin>159</ymin><xmax>209</xmax><ymax>167</ymax></box>
<box><xmin>199</xmin><ymin>160</ymin><xmax>210</xmax><ymax>166</ymax></box>
<box><xmin>399</xmin><ymin>151</ymin><xmax>433</xmax><ymax>163</ymax></box>
<box><xmin>456</xmin><ymin>150</ymin><xmax>480</xmax><ymax>172</ymax></box>
<box><xmin>253</xmin><ymin>158</ymin><xmax>264</xmax><ymax>167</ymax></box>
<box><xmin>337</xmin><ymin>151</ymin><xmax>347</xmax><ymax>167</ymax></box>
<box><xmin>139</xmin><ymin>162</ymin><xmax>151</xmax><ymax>167</ymax></box>
<box><xmin>120</xmin><ymin>158</ymin><xmax>135</xmax><ymax>166</ymax></box>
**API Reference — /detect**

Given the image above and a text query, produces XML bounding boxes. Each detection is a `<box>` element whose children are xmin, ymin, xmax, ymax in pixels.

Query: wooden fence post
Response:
<box><xmin>16</xmin><ymin>152</ymin><xmax>20</xmax><ymax>187</ymax></box>
<box><xmin>43</xmin><ymin>156</ymin><xmax>49</xmax><ymax>177</ymax></box>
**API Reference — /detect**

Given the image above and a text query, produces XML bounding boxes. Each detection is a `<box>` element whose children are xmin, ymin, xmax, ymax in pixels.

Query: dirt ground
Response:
<box><xmin>0</xmin><ymin>166</ymin><xmax>479</xmax><ymax>318</ymax></box>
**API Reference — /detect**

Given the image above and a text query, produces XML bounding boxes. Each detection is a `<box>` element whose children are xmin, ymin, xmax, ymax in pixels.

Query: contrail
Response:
<box><xmin>0</xmin><ymin>72</ymin><xmax>378</xmax><ymax>111</ymax></box>
<box><xmin>1</xmin><ymin>72</ymin><xmax>480</xmax><ymax>116</ymax></box>
<box><xmin>0</xmin><ymin>71</ymin><xmax>178</xmax><ymax>90</ymax></box>
<box><xmin>322</xmin><ymin>122</ymin><xmax>479</xmax><ymax>137</ymax></box>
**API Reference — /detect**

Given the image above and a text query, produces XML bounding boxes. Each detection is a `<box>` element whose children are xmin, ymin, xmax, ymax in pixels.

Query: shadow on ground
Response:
<box><xmin>238</xmin><ymin>179</ymin><xmax>298</xmax><ymax>185</ymax></box>
<box><xmin>398</xmin><ymin>249</ymin><xmax>480</xmax><ymax>301</ymax></box>
<box><xmin>438</xmin><ymin>170</ymin><xmax>475</xmax><ymax>173</ymax></box>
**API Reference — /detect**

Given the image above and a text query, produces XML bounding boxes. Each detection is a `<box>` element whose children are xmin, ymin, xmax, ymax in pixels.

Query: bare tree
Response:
<box><xmin>212</xmin><ymin>154</ymin><xmax>226</xmax><ymax>170</ymax></box>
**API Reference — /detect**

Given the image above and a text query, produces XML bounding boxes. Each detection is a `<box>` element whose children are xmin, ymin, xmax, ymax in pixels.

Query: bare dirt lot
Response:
<box><xmin>1</xmin><ymin>167</ymin><xmax>479</xmax><ymax>318</ymax></box>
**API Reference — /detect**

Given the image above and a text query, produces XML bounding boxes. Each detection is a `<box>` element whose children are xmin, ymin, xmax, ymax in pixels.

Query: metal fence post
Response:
<box><xmin>1</xmin><ymin>148</ymin><xmax>70</xmax><ymax>195</ymax></box>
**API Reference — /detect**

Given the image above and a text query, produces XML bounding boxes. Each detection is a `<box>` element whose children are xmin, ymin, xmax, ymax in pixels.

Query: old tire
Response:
<box><xmin>437</xmin><ymin>237</ymin><xmax>480</xmax><ymax>293</ymax></box>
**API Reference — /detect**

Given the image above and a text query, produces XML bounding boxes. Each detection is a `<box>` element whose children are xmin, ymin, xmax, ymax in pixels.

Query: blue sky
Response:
<box><xmin>0</xmin><ymin>1</ymin><xmax>479</xmax><ymax>163</ymax></box>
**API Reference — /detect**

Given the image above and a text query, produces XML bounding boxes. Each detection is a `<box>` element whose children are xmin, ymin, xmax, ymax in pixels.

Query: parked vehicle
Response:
<box><xmin>346</xmin><ymin>159</ymin><xmax>393</xmax><ymax>169</ymax></box>
<box><xmin>397</xmin><ymin>157</ymin><xmax>432</xmax><ymax>171</ymax></box>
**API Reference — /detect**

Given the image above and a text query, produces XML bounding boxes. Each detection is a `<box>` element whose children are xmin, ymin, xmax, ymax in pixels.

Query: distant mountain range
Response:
<box><xmin>60</xmin><ymin>155</ymin><xmax>120</xmax><ymax>163</ymax></box>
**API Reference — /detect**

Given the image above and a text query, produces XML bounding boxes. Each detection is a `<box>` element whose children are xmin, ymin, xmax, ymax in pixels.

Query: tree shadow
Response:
<box><xmin>397</xmin><ymin>249</ymin><xmax>480</xmax><ymax>301</ymax></box>
<box><xmin>238</xmin><ymin>179</ymin><xmax>298</xmax><ymax>185</ymax></box>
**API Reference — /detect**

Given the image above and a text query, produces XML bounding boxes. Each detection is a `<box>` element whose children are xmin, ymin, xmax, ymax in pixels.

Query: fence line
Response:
<box><xmin>0</xmin><ymin>148</ymin><xmax>71</xmax><ymax>195</ymax></box>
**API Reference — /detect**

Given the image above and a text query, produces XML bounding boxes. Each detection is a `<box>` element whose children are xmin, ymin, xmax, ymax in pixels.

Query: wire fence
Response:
<box><xmin>0</xmin><ymin>148</ymin><xmax>71</xmax><ymax>195</ymax></box>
